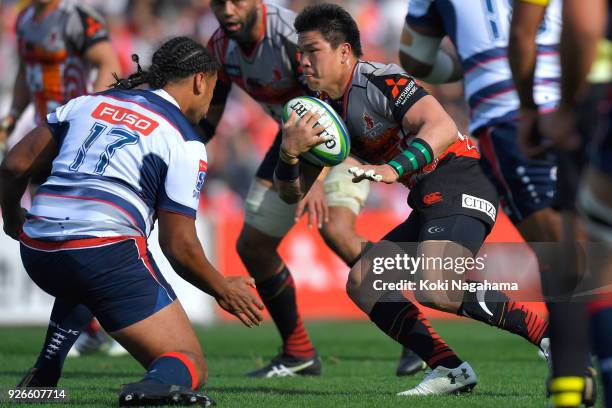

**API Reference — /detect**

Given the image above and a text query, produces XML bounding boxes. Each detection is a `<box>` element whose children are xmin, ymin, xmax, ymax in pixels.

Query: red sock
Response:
<box><xmin>84</xmin><ymin>318</ymin><xmax>101</xmax><ymax>335</ymax></box>
<box><xmin>460</xmin><ymin>286</ymin><xmax>548</xmax><ymax>346</ymax></box>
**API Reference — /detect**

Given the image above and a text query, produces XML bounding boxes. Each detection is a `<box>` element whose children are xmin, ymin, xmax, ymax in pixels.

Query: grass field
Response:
<box><xmin>0</xmin><ymin>320</ymin><xmax>575</xmax><ymax>407</ymax></box>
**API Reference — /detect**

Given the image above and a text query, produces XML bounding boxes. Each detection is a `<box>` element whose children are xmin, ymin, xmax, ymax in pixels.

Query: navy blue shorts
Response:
<box><xmin>475</xmin><ymin>122</ymin><xmax>557</xmax><ymax>224</ymax></box>
<box><xmin>20</xmin><ymin>235</ymin><xmax>176</xmax><ymax>332</ymax></box>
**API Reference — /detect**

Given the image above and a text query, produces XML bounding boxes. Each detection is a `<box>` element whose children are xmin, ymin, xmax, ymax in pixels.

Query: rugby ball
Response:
<box><xmin>282</xmin><ymin>96</ymin><xmax>350</xmax><ymax>167</ymax></box>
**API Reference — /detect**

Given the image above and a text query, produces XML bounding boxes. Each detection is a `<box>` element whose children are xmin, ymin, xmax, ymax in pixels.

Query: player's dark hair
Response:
<box><xmin>294</xmin><ymin>3</ymin><xmax>362</xmax><ymax>57</ymax></box>
<box><xmin>112</xmin><ymin>36</ymin><xmax>220</xmax><ymax>90</ymax></box>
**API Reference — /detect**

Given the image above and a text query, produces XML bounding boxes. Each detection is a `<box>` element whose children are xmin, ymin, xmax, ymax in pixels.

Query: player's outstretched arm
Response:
<box><xmin>508</xmin><ymin>0</ymin><xmax>549</xmax><ymax>157</ymax></box>
<box><xmin>401</xmin><ymin>94</ymin><xmax>457</xmax><ymax>157</ymax></box>
<box><xmin>349</xmin><ymin>95</ymin><xmax>457</xmax><ymax>184</ymax></box>
<box><xmin>0</xmin><ymin>125</ymin><xmax>58</xmax><ymax>238</ymax></box>
<box><xmin>274</xmin><ymin>111</ymin><xmax>329</xmax><ymax>204</ymax></box>
<box><xmin>558</xmin><ymin>0</ymin><xmax>607</xmax><ymax>108</ymax></box>
<box><xmin>157</xmin><ymin>210</ymin><xmax>264</xmax><ymax>327</ymax></box>
<box><xmin>86</xmin><ymin>42</ymin><xmax>122</xmax><ymax>92</ymax></box>
<box><xmin>509</xmin><ymin>0</ymin><xmax>547</xmax><ymax>111</ymax></box>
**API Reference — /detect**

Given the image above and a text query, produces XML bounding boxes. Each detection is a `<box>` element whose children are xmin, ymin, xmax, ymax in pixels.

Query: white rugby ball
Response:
<box><xmin>282</xmin><ymin>96</ymin><xmax>350</xmax><ymax>167</ymax></box>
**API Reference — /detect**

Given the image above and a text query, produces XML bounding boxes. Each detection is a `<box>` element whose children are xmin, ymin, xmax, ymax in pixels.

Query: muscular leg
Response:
<box><xmin>480</xmin><ymin>123</ymin><xmax>591</xmax><ymax>404</ymax></box>
<box><xmin>108</xmin><ymin>300</ymin><xmax>215</xmax><ymax>406</ymax></box>
<box><xmin>346</xmin><ymin>214</ymin><xmax>464</xmax><ymax>370</ymax></box>
<box><xmin>237</xmin><ymin>223</ymin><xmax>284</xmax><ymax>282</ymax></box>
<box><xmin>321</xmin><ymin>206</ymin><xmax>366</xmax><ymax>265</ymax></box>
<box><xmin>320</xmin><ymin>157</ymin><xmax>370</xmax><ymax>265</ymax></box>
<box><xmin>320</xmin><ymin>161</ymin><xmax>424</xmax><ymax>376</ymax></box>
<box><xmin>408</xmin><ymin>216</ymin><xmax>549</xmax><ymax>350</ymax></box>
<box><xmin>237</xmin><ymin>178</ymin><xmax>316</xmax><ymax>362</ymax></box>
<box><xmin>111</xmin><ymin>300</ymin><xmax>206</xmax><ymax>387</ymax></box>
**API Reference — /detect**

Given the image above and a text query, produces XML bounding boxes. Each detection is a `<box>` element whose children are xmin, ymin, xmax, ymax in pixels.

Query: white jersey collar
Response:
<box><xmin>150</xmin><ymin>88</ymin><xmax>181</xmax><ymax>110</ymax></box>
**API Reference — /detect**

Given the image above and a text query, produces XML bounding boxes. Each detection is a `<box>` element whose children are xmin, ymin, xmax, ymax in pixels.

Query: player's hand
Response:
<box><xmin>518</xmin><ymin>107</ymin><xmax>549</xmax><ymax>158</ymax></box>
<box><xmin>349</xmin><ymin>164</ymin><xmax>399</xmax><ymax>184</ymax></box>
<box><xmin>217</xmin><ymin>276</ymin><xmax>265</xmax><ymax>328</ymax></box>
<box><xmin>3</xmin><ymin>207</ymin><xmax>26</xmax><ymax>240</ymax></box>
<box><xmin>539</xmin><ymin>108</ymin><xmax>582</xmax><ymax>152</ymax></box>
<box><xmin>295</xmin><ymin>179</ymin><xmax>329</xmax><ymax>229</ymax></box>
<box><xmin>280</xmin><ymin>110</ymin><xmax>333</xmax><ymax>157</ymax></box>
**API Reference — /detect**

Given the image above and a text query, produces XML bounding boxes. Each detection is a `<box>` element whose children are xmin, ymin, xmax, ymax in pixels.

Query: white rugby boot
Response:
<box><xmin>397</xmin><ymin>361</ymin><xmax>477</xmax><ymax>396</ymax></box>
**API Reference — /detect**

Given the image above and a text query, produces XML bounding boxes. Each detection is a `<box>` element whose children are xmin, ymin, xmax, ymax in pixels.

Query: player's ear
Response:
<box><xmin>340</xmin><ymin>43</ymin><xmax>352</xmax><ymax>64</ymax></box>
<box><xmin>194</xmin><ymin>72</ymin><xmax>207</xmax><ymax>95</ymax></box>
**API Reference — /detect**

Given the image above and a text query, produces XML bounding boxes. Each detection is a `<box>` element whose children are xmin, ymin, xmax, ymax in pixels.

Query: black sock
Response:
<box><xmin>369</xmin><ymin>291</ymin><xmax>462</xmax><ymax>369</ymax></box>
<box><xmin>459</xmin><ymin>283</ymin><xmax>548</xmax><ymax>346</ymax></box>
<box><xmin>33</xmin><ymin>301</ymin><xmax>93</xmax><ymax>386</ymax></box>
<box><xmin>257</xmin><ymin>267</ymin><xmax>315</xmax><ymax>359</ymax></box>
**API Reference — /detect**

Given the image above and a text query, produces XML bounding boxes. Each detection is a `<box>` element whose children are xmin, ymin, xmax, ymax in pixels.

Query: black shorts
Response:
<box><xmin>255</xmin><ymin>130</ymin><xmax>282</xmax><ymax>181</ymax></box>
<box><xmin>407</xmin><ymin>156</ymin><xmax>499</xmax><ymax>233</ymax></box>
<box><xmin>382</xmin><ymin>213</ymin><xmax>487</xmax><ymax>256</ymax></box>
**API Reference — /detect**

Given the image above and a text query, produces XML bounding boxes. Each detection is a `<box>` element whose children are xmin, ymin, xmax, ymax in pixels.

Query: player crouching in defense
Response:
<box><xmin>1</xmin><ymin>37</ymin><xmax>264</xmax><ymax>406</ymax></box>
<box><xmin>275</xmin><ymin>4</ymin><xmax>551</xmax><ymax>396</ymax></box>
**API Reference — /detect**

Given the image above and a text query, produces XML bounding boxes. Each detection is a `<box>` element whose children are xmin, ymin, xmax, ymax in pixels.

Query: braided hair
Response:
<box><xmin>113</xmin><ymin>36</ymin><xmax>220</xmax><ymax>90</ymax></box>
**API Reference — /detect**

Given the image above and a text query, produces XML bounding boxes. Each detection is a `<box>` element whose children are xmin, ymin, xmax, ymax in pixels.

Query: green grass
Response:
<box><xmin>0</xmin><ymin>320</ymin><xmax>567</xmax><ymax>407</ymax></box>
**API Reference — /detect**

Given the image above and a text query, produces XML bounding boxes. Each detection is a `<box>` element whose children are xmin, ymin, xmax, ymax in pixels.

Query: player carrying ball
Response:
<box><xmin>275</xmin><ymin>3</ymin><xmax>551</xmax><ymax>396</ymax></box>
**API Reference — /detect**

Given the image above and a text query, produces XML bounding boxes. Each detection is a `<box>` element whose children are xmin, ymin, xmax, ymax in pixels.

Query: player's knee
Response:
<box><xmin>346</xmin><ymin>269</ymin><xmax>364</xmax><ymax>306</ymax></box>
<box><xmin>321</xmin><ymin>217</ymin><xmax>353</xmax><ymax>248</ymax></box>
<box><xmin>414</xmin><ymin>289</ymin><xmax>440</xmax><ymax>310</ymax></box>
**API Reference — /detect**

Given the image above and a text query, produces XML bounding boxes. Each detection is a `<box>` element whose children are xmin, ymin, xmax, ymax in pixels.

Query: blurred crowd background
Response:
<box><xmin>0</xmin><ymin>0</ymin><xmax>470</xmax><ymax>215</ymax></box>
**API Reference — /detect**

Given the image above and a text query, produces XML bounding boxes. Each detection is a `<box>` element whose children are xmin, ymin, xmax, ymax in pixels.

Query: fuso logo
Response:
<box><xmin>92</xmin><ymin>103</ymin><xmax>159</xmax><ymax>136</ymax></box>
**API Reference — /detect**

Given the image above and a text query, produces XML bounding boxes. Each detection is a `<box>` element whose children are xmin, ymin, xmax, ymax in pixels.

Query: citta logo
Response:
<box><xmin>461</xmin><ymin>194</ymin><xmax>497</xmax><ymax>221</ymax></box>
<box><xmin>193</xmin><ymin>160</ymin><xmax>208</xmax><ymax>198</ymax></box>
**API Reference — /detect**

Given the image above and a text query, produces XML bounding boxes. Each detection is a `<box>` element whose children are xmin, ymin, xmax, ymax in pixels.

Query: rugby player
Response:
<box><xmin>0</xmin><ymin>0</ymin><xmax>120</xmax><ymax>150</ymax></box>
<box><xmin>0</xmin><ymin>0</ymin><xmax>125</xmax><ymax>357</ymax></box>
<box><xmin>509</xmin><ymin>0</ymin><xmax>611</xmax><ymax>406</ymax></box>
<box><xmin>398</xmin><ymin>2</ymin><xmax>562</xmax><ymax>360</ymax></box>
<box><xmin>1</xmin><ymin>36</ymin><xmax>263</xmax><ymax>405</ymax></box>
<box><xmin>204</xmin><ymin>0</ymin><xmax>423</xmax><ymax>377</ymax></box>
<box><xmin>275</xmin><ymin>3</ymin><xmax>551</xmax><ymax>395</ymax></box>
